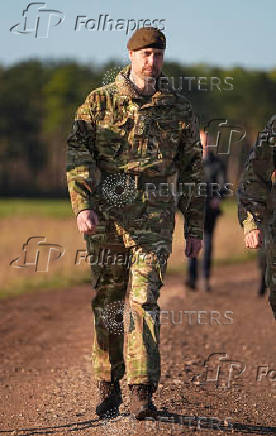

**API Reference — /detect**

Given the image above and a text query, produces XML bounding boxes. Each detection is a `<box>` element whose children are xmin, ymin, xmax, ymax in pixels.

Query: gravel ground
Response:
<box><xmin>0</xmin><ymin>262</ymin><xmax>275</xmax><ymax>436</ymax></box>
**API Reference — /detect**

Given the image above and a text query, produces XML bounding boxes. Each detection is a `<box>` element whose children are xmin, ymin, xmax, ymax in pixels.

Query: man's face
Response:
<box><xmin>128</xmin><ymin>48</ymin><xmax>164</xmax><ymax>80</ymax></box>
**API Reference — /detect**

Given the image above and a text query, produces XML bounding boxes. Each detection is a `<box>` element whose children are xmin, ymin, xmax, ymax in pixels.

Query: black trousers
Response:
<box><xmin>187</xmin><ymin>211</ymin><xmax>218</xmax><ymax>285</ymax></box>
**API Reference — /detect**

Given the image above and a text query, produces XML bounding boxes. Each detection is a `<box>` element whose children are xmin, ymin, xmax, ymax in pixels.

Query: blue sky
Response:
<box><xmin>2</xmin><ymin>0</ymin><xmax>276</xmax><ymax>69</ymax></box>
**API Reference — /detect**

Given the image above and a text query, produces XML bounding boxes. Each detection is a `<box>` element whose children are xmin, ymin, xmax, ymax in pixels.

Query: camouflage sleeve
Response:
<box><xmin>237</xmin><ymin>137</ymin><xmax>275</xmax><ymax>227</ymax></box>
<box><xmin>66</xmin><ymin>92</ymin><xmax>98</xmax><ymax>216</ymax></box>
<box><xmin>178</xmin><ymin>109</ymin><xmax>205</xmax><ymax>239</ymax></box>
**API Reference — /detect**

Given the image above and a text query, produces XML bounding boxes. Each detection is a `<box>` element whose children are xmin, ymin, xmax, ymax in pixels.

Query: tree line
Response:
<box><xmin>1</xmin><ymin>59</ymin><xmax>276</xmax><ymax>196</ymax></box>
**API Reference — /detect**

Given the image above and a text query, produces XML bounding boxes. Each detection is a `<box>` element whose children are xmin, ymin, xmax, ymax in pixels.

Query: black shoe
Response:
<box><xmin>203</xmin><ymin>279</ymin><xmax>211</xmax><ymax>292</ymax></box>
<box><xmin>185</xmin><ymin>280</ymin><xmax>198</xmax><ymax>291</ymax></box>
<box><xmin>95</xmin><ymin>380</ymin><xmax>122</xmax><ymax>419</ymax></box>
<box><xmin>128</xmin><ymin>383</ymin><xmax>158</xmax><ymax>420</ymax></box>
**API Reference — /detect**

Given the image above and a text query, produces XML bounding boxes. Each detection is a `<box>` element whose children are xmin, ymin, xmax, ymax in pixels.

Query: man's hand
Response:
<box><xmin>77</xmin><ymin>210</ymin><xmax>98</xmax><ymax>235</ymax></box>
<box><xmin>185</xmin><ymin>237</ymin><xmax>202</xmax><ymax>258</ymax></box>
<box><xmin>245</xmin><ymin>229</ymin><xmax>263</xmax><ymax>249</ymax></box>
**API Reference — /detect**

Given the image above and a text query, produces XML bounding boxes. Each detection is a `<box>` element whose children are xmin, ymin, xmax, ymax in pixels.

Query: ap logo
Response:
<box><xmin>192</xmin><ymin>353</ymin><xmax>246</xmax><ymax>389</ymax></box>
<box><xmin>10</xmin><ymin>2</ymin><xmax>64</xmax><ymax>38</ymax></box>
<box><xmin>10</xmin><ymin>236</ymin><xmax>65</xmax><ymax>272</ymax></box>
<box><xmin>203</xmin><ymin>119</ymin><xmax>246</xmax><ymax>155</ymax></box>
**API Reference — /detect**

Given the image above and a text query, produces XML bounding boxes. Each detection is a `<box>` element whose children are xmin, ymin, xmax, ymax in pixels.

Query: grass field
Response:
<box><xmin>0</xmin><ymin>198</ymin><xmax>72</xmax><ymax>219</ymax></box>
<box><xmin>0</xmin><ymin>198</ymin><xmax>256</xmax><ymax>299</ymax></box>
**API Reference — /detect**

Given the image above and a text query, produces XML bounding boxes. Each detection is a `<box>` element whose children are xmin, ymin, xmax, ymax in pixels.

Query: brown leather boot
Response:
<box><xmin>95</xmin><ymin>380</ymin><xmax>122</xmax><ymax>419</ymax></box>
<box><xmin>128</xmin><ymin>383</ymin><xmax>158</xmax><ymax>420</ymax></box>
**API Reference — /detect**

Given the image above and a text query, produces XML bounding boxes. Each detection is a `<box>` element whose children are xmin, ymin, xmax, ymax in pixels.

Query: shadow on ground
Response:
<box><xmin>1</xmin><ymin>409</ymin><xmax>275</xmax><ymax>435</ymax></box>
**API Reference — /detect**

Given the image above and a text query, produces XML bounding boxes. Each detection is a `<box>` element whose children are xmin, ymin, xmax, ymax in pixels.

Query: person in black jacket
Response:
<box><xmin>186</xmin><ymin>130</ymin><xmax>227</xmax><ymax>292</ymax></box>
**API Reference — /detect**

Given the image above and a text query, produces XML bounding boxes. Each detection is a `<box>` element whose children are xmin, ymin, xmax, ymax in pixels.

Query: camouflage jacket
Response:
<box><xmin>66</xmin><ymin>65</ymin><xmax>204</xmax><ymax>239</ymax></box>
<box><xmin>238</xmin><ymin>129</ymin><xmax>276</xmax><ymax>234</ymax></box>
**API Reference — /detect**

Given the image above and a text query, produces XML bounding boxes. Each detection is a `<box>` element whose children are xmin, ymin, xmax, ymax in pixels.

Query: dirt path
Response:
<box><xmin>0</xmin><ymin>262</ymin><xmax>275</xmax><ymax>436</ymax></box>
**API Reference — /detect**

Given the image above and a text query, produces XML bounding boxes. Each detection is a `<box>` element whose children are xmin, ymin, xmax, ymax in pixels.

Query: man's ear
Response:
<box><xmin>128</xmin><ymin>50</ymin><xmax>133</xmax><ymax>62</ymax></box>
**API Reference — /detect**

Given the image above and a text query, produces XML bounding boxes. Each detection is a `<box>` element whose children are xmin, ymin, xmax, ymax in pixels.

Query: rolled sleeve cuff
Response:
<box><xmin>72</xmin><ymin>199</ymin><xmax>94</xmax><ymax>216</ymax></box>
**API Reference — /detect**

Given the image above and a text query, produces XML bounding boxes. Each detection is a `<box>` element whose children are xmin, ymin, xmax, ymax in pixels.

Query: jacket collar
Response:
<box><xmin>115</xmin><ymin>64</ymin><xmax>140</xmax><ymax>98</ymax></box>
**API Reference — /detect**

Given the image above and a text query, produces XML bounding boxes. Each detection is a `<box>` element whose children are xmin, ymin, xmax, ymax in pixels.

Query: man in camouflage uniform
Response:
<box><xmin>238</xmin><ymin>116</ymin><xmax>276</xmax><ymax>320</ymax></box>
<box><xmin>66</xmin><ymin>27</ymin><xmax>204</xmax><ymax>419</ymax></box>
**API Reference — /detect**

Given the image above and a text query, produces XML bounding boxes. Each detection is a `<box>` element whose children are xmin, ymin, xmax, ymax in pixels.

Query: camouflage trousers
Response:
<box><xmin>84</xmin><ymin>211</ymin><xmax>174</xmax><ymax>386</ymax></box>
<box><xmin>263</xmin><ymin>216</ymin><xmax>276</xmax><ymax>319</ymax></box>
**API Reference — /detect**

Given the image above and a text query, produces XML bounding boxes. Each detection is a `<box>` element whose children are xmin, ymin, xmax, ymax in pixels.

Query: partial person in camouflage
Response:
<box><xmin>66</xmin><ymin>27</ymin><xmax>205</xmax><ymax>420</ymax></box>
<box><xmin>238</xmin><ymin>115</ymin><xmax>276</xmax><ymax>320</ymax></box>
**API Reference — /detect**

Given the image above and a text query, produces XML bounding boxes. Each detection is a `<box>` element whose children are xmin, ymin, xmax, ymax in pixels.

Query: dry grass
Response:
<box><xmin>1</xmin><ymin>216</ymin><xmax>88</xmax><ymax>298</ymax></box>
<box><xmin>0</xmin><ymin>200</ymin><xmax>255</xmax><ymax>298</ymax></box>
<box><xmin>169</xmin><ymin>201</ymin><xmax>254</xmax><ymax>273</ymax></box>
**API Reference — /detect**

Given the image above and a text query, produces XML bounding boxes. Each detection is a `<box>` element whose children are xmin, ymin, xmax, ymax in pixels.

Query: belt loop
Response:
<box><xmin>134</xmin><ymin>175</ymin><xmax>138</xmax><ymax>189</ymax></box>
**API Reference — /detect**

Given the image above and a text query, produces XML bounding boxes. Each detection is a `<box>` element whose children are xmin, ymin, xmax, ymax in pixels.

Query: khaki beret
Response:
<box><xmin>127</xmin><ymin>27</ymin><xmax>166</xmax><ymax>51</ymax></box>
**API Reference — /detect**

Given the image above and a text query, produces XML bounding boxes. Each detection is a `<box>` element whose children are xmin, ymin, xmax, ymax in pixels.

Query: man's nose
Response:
<box><xmin>147</xmin><ymin>55</ymin><xmax>155</xmax><ymax>66</ymax></box>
